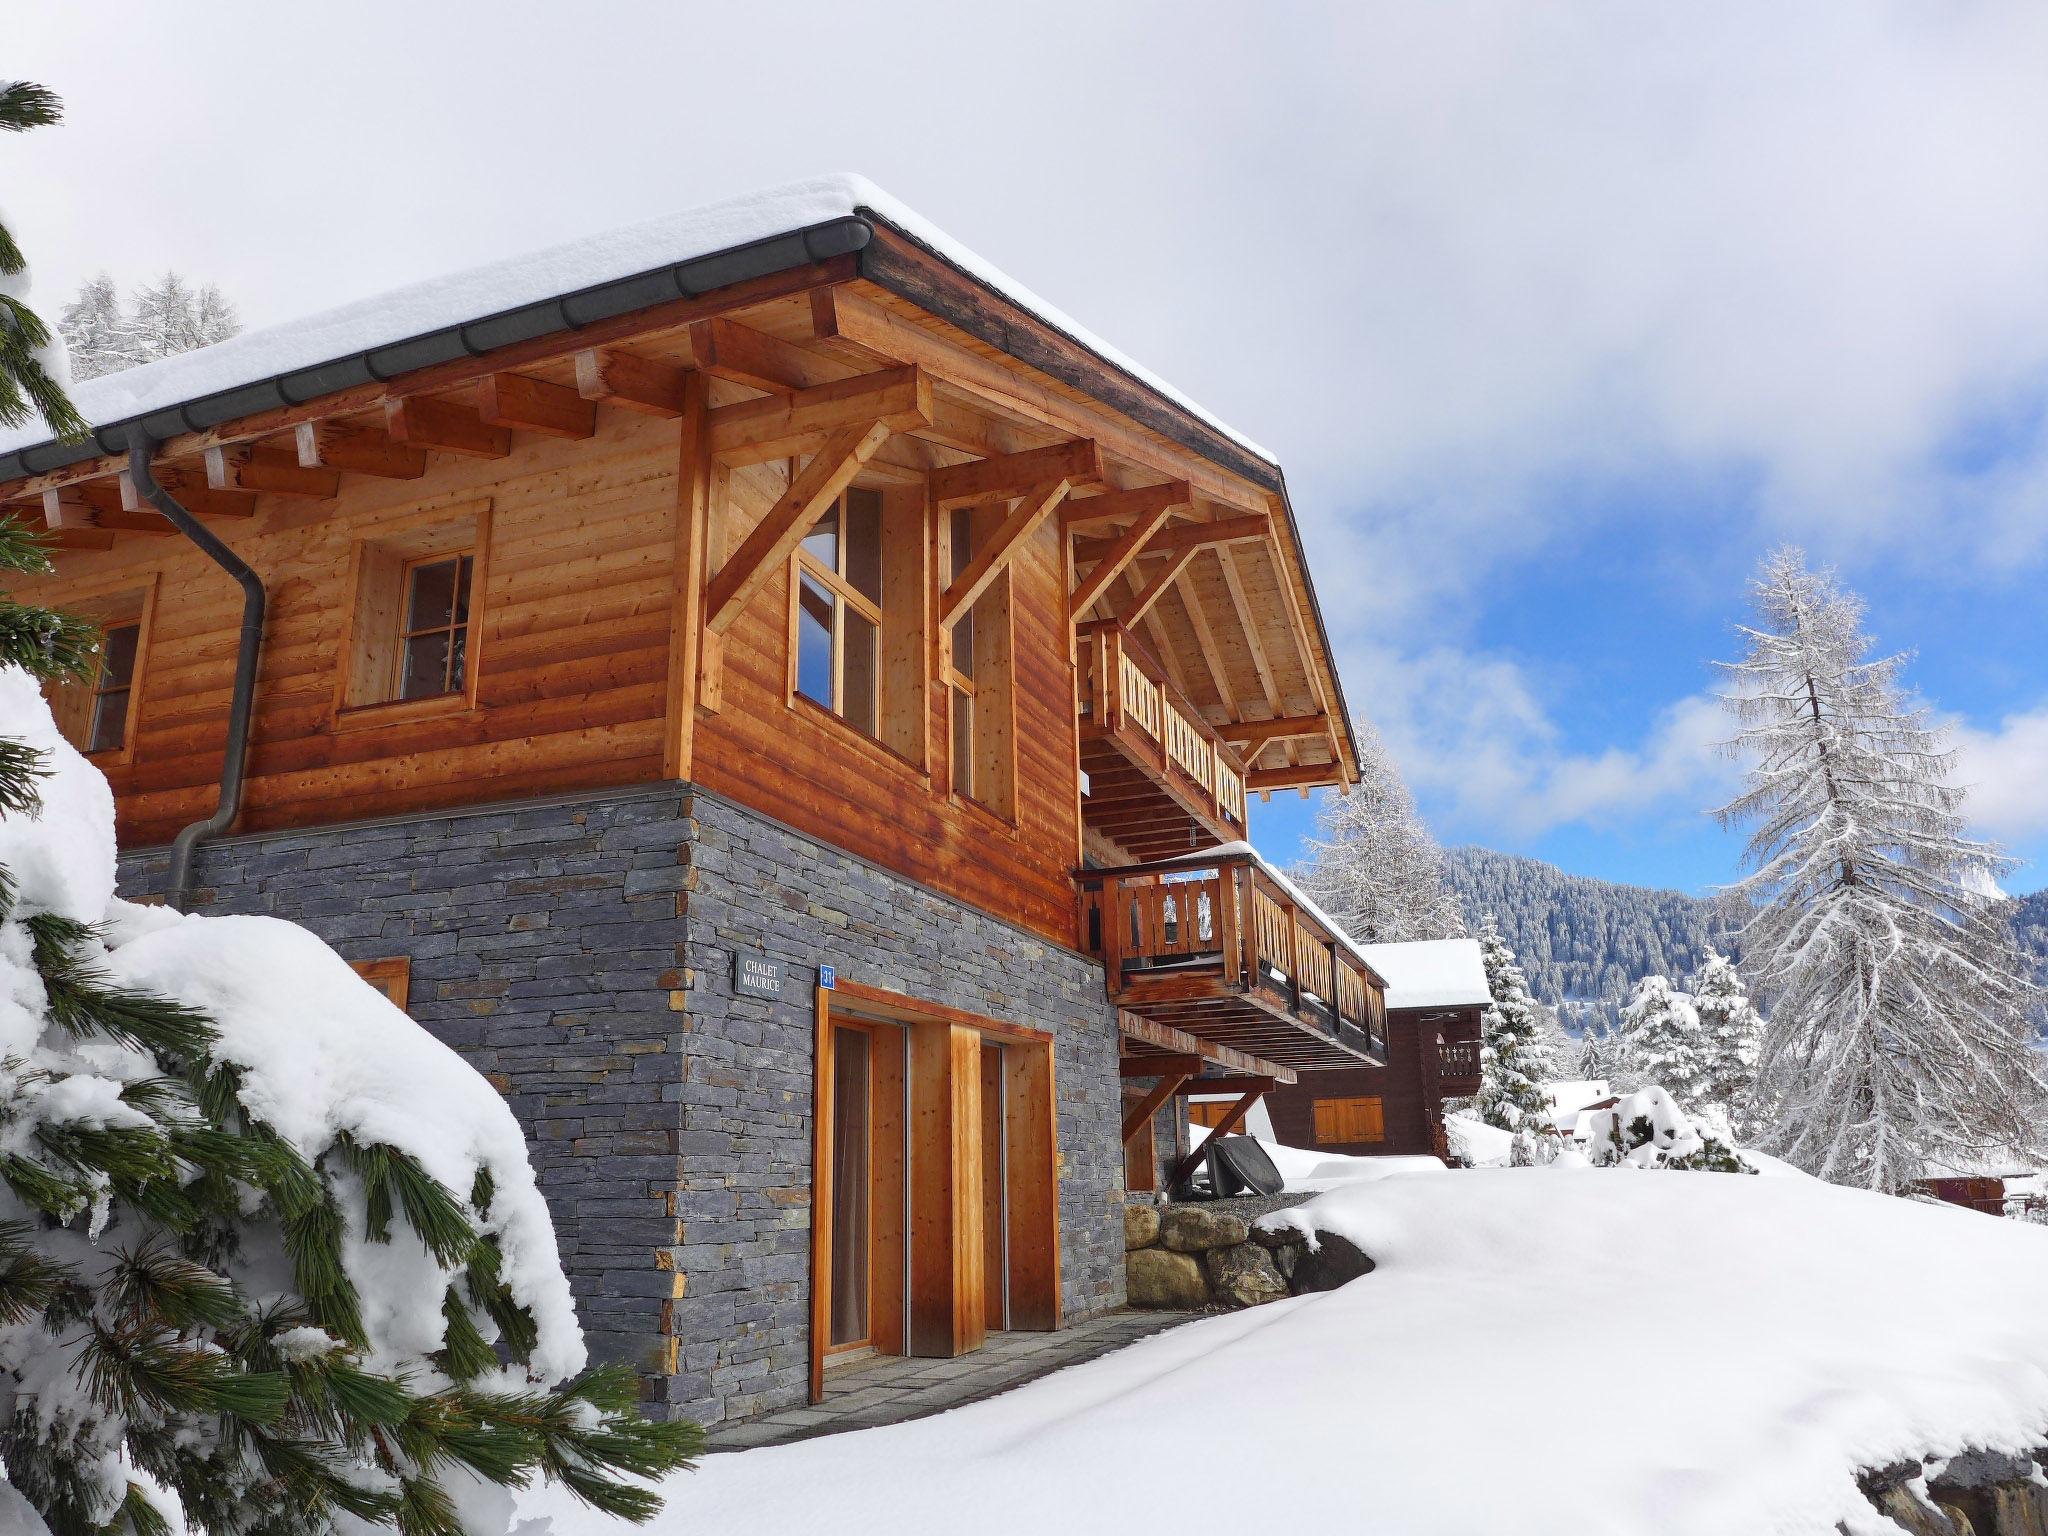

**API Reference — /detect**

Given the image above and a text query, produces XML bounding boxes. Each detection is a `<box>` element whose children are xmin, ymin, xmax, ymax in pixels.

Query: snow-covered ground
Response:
<box><xmin>517</xmin><ymin>1168</ymin><xmax>2048</xmax><ymax>1536</ymax></box>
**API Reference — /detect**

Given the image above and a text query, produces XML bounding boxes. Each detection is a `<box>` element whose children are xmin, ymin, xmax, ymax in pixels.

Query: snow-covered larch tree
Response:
<box><xmin>55</xmin><ymin>273</ymin><xmax>138</xmax><ymax>382</ymax></box>
<box><xmin>0</xmin><ymin>519</ymin><xmax>699</xmax><ymax>1533</ymax></box>
<box><xmin>1474</xmin><ymin>919</ymin><xmax>1556</xmax><ymax>1160</ymax></box>
<box><xmin>1686</xmin><ymin>949</ymin><xmax>1764</xmax><ymax>1133</ymax></box>
<box><xmin>0</xmin><ymin>81</ymin><xmax>87</xmax><ymax>440</ymax></box>
<box><xmin>1714</xmin><ymin>547</ymin><xmax>2044</xmax><ymax>1191</ymax></box>
<box><xmin>1298</xmin><ymin>721</ymin><xmax>1465</xmax><ymax>943</ymax></box>
<box><xmin>128</xmin><ymin>272</ymin><xmax>240</xmax><ymax>363</ymax></box>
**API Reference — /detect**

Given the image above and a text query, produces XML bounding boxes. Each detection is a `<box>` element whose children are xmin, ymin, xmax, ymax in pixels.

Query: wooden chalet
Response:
<box><xmin>0</xmin><ymin>176</ymin><xmax>1370</xmax><ymax>1425</ymax></box>
<box><xmin>1263</xmin><ymin>938</ymin><xmax>1489</xmax><ymax>1163</ymax></box>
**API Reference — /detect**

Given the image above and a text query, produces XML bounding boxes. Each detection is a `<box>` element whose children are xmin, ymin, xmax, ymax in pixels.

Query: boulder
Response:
<box><xmin>1206</xmin><ymin>1242</ymin><xmax>1289</xmax><ymax>1308</ymax></box>
<box><xmin>1289</xmin><ymin>1230</ymin><xmax>1376</xmax><ymax>1293</ymax></box>
<box><xmin>1867</xmin><ymin>1485</ymin><xmax>1965</xmax><ymax>1536</ymax></box>
<box><xmin>1124</xmin><ymin>1204</ymin><xmax>1161</xmax><ymax>1251</ymax></box>
<box><xmin>1126</xmin><ymin>1247</ymin><xmax>1209</xmax><ymax>1309</ymax></box>
<box><xmin>1158</xmin><ymin>1206</ymin><xmax>1249</xmax><ymax>1253</ymax></box>
<box><xmin>1251</xmin><ymin>1221</ymin><xmax>1302</xmax><ymax>1250</ymax></box>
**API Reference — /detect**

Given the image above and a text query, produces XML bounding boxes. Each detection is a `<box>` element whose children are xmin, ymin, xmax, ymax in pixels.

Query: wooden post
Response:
<box><xmin>667</xmin><ymin>370</ymin><xmax>713</xmax><ymax>775</ymax></box>
<box><xmin>1168</xmin><ymin>1085</ymin><xmax>1269</xmax><ymax>1191</ymax></box>
<box><xmin>1216</xmin><ymin>861</ymin><xmax>1243</xmax><ymax>990</ymax></box>
<box><xmin>807</xmin><ymin>985</ymin><xmax>835</xmax><ymax>1403</ymax></box>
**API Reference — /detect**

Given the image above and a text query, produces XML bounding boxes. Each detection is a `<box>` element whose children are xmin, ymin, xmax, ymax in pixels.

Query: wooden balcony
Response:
<box><xmin>1436</xmin><ymin>1037</ymin><xmax>1482</xmax><ymax>1097</ymax></box>
<box><xmin>1076</xmin><ymin>620</ymin><xmax>1249</xmax><ymax>861</ymax></box>
<box><xmin>1076</xmin><ymin>851</ymin><xmax>1387</xmax><ymax>1070</ymax></box>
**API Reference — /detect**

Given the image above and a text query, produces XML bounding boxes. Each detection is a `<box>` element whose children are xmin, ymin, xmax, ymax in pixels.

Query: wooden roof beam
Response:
<box><xmin>295</xmin><ymin>420</ymin><xmax>426</xmax><ymax>480</ymax></box>
<box><xmin>703</xmin><ymin>417</ymin><xmax>894</xmax><ymax>636</ymax></box>
<box><xmin>1068</xmin><ymin>497</ymin><xmax>1178</xmax><ymax>621</ymax></box>
<box><xmin>688</xmin><ymin>316</ymin><xmax>842</xmax><ymax>394</ymax></box>
<box><xmin>929</xmin><ymin>438</ymin><xmax>1101</xmax><ymax>510</ymax></box>
<box><xmin>42</xmin><ymin>487</ymin><xmax>171</xmax><ymax>537</ymax></box>
<box><xmin>708</xmin><ymin>366</ymin><xmax>931</xmax><ymax>467</ymax></box>
<box><xmin>941</xmin><ymin>477</ymin><xmax>1072</xmax><ymax>628</ymax></box>
<box><xmin>574</xmin><ymin>348</ymin><xmax>687</xmax><ymax>417</ymax></box>
<box><xmin>205</xmin><ymin>445</ymin><xmax>338</xmax><ymax>499</ymax></box>
<box><xmin>1070</xmin><ymin>512</ymin><xmax>1269</xmax><ymax>567</ymax></box>
<box><xmin>1248</xmin><ymin>763</ymin><xmax>1344</xmax><ymax>792</ymax></box>
<box><xmin>1215</xmin><ymin>543</ymin><xmax>1291</xmax><ymax>771</ymax></box>
<box><xmin>1118</xmin><ymin>546</ymin><xmax>1199</xmax><ymax>628</ymax></box>
<box><xmin>119</xmin><ymin>469</ymin><xmax>256</xmax><ymax>519</ymax></box>
<box><xmin>478</xmin><ymin>372</ymin><xmax>595</xmax><ymax>440</ymax></box>
<box><xmin>1059</xmin><ymin>479</ymin><xmax>1191</xmax><ymax>533</ymax></box>
<box><xmin>384</xmin><ymin>396</ymin><xmax>510</xmax><ymax>460</ymax></box>
<box><xmin>1224</xmin><ymin>714</ymin><xmax>1330</xmax><ymax>750</ymax></box>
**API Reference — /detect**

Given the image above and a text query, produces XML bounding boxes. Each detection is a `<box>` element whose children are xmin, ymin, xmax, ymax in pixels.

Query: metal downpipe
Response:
<box><xmin>125</xmin><ymin>435</ymin><xmax>266</xmax><ymax>910</ymax></box>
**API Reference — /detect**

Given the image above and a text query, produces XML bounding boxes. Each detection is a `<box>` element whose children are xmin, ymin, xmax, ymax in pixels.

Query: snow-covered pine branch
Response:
<box><xmin>1296</xmin><ymin>720</ymin><xmax>1466</xmax><ymax>943</ymax></box>
<box><xmin>1712</xmin><ymin>547</ymin><xmax>2044</xmax><ymax>1192</ymax></box>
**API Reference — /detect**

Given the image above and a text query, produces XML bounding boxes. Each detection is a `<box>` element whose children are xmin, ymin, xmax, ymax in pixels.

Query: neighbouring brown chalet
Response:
<box><xmin>0</xmin><ymin>177</ymin><xmax>1473</xmax><ymax>1426</ymax></box>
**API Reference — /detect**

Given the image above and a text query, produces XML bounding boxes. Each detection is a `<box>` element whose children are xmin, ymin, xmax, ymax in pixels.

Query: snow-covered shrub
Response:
<box><xmin>0</xmin><ymin>517</ymin><xmax>697</xmax><ymax>1534</ymax></box>
<box><xmin>1580</xmin><ymin>1087</ymin><xmax>1752</xmax><ymax>1174</ymax></box>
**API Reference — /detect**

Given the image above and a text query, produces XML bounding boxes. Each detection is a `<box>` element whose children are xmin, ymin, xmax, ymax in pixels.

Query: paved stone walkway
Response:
<box><xmin>704</xmin><ymin>1310</ymin><xmax>1198</xmax><ymax>1451</ymax></box>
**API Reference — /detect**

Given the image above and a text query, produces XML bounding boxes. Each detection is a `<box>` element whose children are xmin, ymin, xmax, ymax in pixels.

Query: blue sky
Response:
<box><xmin>10</xmin><ymin>2</ymin><xmax>2048</xmax><ymax>900</ymax></box>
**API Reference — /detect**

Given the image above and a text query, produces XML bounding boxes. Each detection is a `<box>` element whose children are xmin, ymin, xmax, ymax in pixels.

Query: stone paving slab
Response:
<box><xmin>703</xmin><ymin>1310</ymin><xmax>1198</xmax><ymax>1451</ymax></box>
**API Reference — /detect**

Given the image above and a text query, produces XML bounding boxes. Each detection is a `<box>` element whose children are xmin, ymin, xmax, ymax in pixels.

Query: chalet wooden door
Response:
<box><xmin>827</xmin><ymin>1024</ymin><xmax>871</xmax><ymax>1351</ymax></box>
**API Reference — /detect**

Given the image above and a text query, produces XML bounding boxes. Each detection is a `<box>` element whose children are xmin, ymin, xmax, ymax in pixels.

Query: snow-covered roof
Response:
<box><xmin>0</xmin><ymin>173</ymin><xmax>1273</xmax><ymax>470</ymax></box>
<box><xmin>1356</xmin><ymin>938</ymin><xmax>1490</xmax><ymax>1011</ymax></box>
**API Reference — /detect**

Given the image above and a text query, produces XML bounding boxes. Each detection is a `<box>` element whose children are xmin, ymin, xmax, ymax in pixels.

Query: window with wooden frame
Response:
<box><xmin>349</xmin><ymin>957</ymin><xmax>412</xmax><ymax>1013</ymax></box>
<box><xmin>45</xmin><ymin>579</ymin><xmax>155</xmax><ymax>764</ymax></box>
<box><xmin>336</xmin><ymin>502</ymin><xmax>490</xmax><ymax>722</ymax></box>
<box><xmin>785</xmin><ymin>482</ymin><xmax>926</xmax><ymax>763</ymax></box>
<box><xmin>941</xmin><ymin>505</ymin><xmax>1015</xmax><ymax>818</ymax></box>
<box><xmin>1313</xmin><ymin>1096</ymin><xmax>1385</xmax><ymax>1145</ymax></box>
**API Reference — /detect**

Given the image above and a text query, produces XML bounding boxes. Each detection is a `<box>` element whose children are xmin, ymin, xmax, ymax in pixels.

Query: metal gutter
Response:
<box><xmin>0</xmin><ymin>217</ymin><xmax>875</xmax><ymax>482</ymax></box>
<box><xmin>126</xmin><ymin>435</ymin><xmax>267</xmax><ymax>910</ymax></box>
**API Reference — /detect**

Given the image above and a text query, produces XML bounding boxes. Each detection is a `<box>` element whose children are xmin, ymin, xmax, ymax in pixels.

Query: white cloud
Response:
<box><xmin>1951</xmin><ymin>705</ymin><xmax>2048</xmax><ymax>844</ymax></box>
<box><xmin>1342</xmin><ymin>641</ymin><xmax>1736</xmax><ymax>839</ymax></box>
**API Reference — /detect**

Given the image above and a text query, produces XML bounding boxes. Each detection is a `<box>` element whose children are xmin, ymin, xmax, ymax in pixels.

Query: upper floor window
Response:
<box><xmin>794</xmin><ymin>489</ymin><xmax>883</xmax><ymax>738</ymax></box>
<box><xmin>336</xmin><ymin>502</ymin><xmax>489</xmax><ymax>720</ymax></box>
<box><xmin>943</xmin><ymin>505</ymin><xmax>1015</xmax><ymax>818</ymax></box>
<box><xmin>88</xmin><ymin>620</ymin><xmax>142</xmax><ymax>754</ymax></box>
<box><xmin>45</xmin><ymin>578</ymin><xmax>154</xmax><ymax>763</ymax></box>
<box><xmin>398</xmin><ymin>553</ymin><xmax>474</xmax><ymax>700</ymax></box>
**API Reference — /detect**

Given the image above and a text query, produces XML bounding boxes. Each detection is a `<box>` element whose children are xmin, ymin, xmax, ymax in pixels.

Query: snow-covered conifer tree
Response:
<box><xmin>1298</xmin><ymin>722</ymin><xmax>1465</xmax><ymax>942</ymax></box>
<box><xmin>1475</xmin><ymin>919</ymin><xmax>1556</xmax><ymax>1158</ymax></box>
<box><xmin>191</xmin><ymin>281</ymin><xmax>241</xmax><ymax>348</ymax></box>
<box><xmin>1616</xmin><ymin>974</ymin><xmax>1704</xmax><ymax>1105</ymax></box>
<box><xmin>1686</xmin><ymin>948</ymin><xmax>1764</xmax><ymax>1131</ymax></box>
<box><xmin>56</xmin><ymin>273</ymin><xmax>138</xmax><ymax>381</ymax></box>
<box><xmin>0</xmin><ymin>521</ymin><xmax>698</xmax><ymax>1532</ymax></box>
<box><xmin>0</xmin><ymin>82</ymin><xmax>87</xmax><ymax>439</ymax></box>
<box><xmin>129</xmin><ymin>271</ymin><xmax>203</xmax><ymax>360</ymax></box>
<box><xmin>1714</xmin><ymin>548</ymin><xmax>2044</xmax><ymax>1191</ymax></box>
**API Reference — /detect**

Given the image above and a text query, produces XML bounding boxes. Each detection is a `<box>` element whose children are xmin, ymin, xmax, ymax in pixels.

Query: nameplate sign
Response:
<box><xmin>733</xmin><ymin>951</ymin><xmax>783</xmax><ymax>1000</ymax></box>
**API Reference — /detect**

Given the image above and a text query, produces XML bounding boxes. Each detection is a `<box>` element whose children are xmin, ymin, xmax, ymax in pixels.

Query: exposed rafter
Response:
<box><xmin>1223</xmin><ymin>714</ymin><xmax>1330</xmax><ymax>750</ymax></box>
<box><xmin>702</xmin><ymin>418</ymin><xmax>894</xmax><ymax>635</ymax></box>
<box><xmin>707</xmin><ymin>366</ymin><xmax>930</xmax><ymax>467</ymax></box>
<box><xmin>574</xmin><ymin>348</ymin><xmax>687</xmax><ymax>417</ymax></box>
<box><xmin>1070</xmin><ymin>512</ymin><xmax>1268</xmax><ymax>567</ymax></box>
<box><xmin>1118</xmin><ymin>546</ymin><xmax>1199</xmax><ymax>628</ymax></box>
<box><xmin>42</xmin><ymin>488</ymin><xmax>170</xmax><ymax>537</ymax></box>
<box><xmin>205</xmin><ymin>445</ymin><xmax>338</xmax><ymax>499</ymax></box>
<box><xmin>119</xmin><ymin>470</ymin><xmax>255</xmax><ymax>520</ymax></box>
<box><xmin>929</xmin><ymin>439</ymin><xmax>1100</xmax><ymax>510</ymax></box>
<box><xmin>477</xmin><ymin>372</ymin><xmax>596</xmax><ymax>440</ymax></box>
<box><xmin>688</xmin><ymin>316</ymin><xmax>840</xmax><ymax>393</ymax></box>
<box><xmin>384</xmin><ymin>396</ymin><xmax>510</xmax><ymax>459</ymax></box>
<box><xmin>940</xmin><ymin>478</ymin><xmax>1072</xmax><ymax>628</ymax></box>
<box><xmin>295</xmin><ymin>420</ymin><xmax>425</xmax><ymax>480</ymax></box>
<box><xmin>1059</xmin><ymin>479</ymin><xmax>1190</xmax><ymax>534</ymax></box>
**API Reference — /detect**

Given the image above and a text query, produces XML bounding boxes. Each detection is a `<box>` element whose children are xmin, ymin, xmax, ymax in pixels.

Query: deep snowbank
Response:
<box><xmin>522</xmin><ymin>1169</ymin><xmax>2048</xmax><ymax>1536</ymax></box>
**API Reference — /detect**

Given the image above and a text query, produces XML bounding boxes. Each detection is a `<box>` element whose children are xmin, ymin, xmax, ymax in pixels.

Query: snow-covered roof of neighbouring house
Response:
<box><xmin>0</xmin><ymin>173</ymin><xmax>1273</xmax><ymax>470</ymax></box>
<box><xmin>1356</xmin><ymin>938</ymin><xmax>1490</xmax><ymax>1012</ymax></box>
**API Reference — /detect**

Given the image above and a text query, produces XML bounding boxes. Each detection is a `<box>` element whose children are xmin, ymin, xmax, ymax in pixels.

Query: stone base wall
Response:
<box><xmin>117</xmin><ymin>782</ymin><xmax>1126</xmax><ymax>1427</ymax></box>
<box><xmin>1123</xmin><ymin>1197</ymin><xmax>1374</xmax><ymax>1310</ymax></box>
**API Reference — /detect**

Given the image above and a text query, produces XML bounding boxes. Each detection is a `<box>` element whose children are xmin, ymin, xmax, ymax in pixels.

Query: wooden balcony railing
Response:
<box><xmin>1076</xmin><ymin>849</ymin><xmax>1387</xmax><ymax>1067</ymax></box>
<box><xmin>1079</xmin><ymin>620</ymin><xmax>1247</xmax><ymax>847</ymax></box>
<box><xmin>1437</xmin><ymin>1038</ymin><xmax>1482</xmax><ymax>1086</ymax></box>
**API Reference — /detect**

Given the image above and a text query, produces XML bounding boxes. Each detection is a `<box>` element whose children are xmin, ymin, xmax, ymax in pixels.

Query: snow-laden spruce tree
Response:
<box><xmin>0</xmin><ymin>82</ymin><xmax>87</xmax><ymax>440</ymax></box>
<box><xmin>1686</xmin><ymin>949</ymin><xmax>1763</xmax><ymax>1134</ymax></box>
<box><xmin>1714</xmin><ymin>547</ymin><xmax>2044</xmax><ymax>1191</ymax></box>
<box><xmin>0</xmin><ymin>520</ymin><xmax>698</xmax><ymax>1533</ymax></box>
<box><xmin>1615</xmin><ymin>975</ymin><xmax>1702</xmax><ymax>1104</ymax></box>
<box><xmin>1474</xmin><ymin>919</ymin><xmax>1556</xmax><ymax>1160</ymax></box>
<box><xmin>1297</xmin><ymin>721</ymin><xmax>1466</xmax><ymax>943</ymax></box>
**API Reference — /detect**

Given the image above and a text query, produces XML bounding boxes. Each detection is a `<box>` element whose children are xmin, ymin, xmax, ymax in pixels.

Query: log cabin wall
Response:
<box><xmin>1263</xmin><ymin>1011</ymin><xmax>1444</xmax><ymax>1159</ymax></box>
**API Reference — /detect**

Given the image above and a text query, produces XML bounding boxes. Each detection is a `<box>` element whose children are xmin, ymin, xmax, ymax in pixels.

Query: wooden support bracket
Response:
<box><xmin>575</xmin><ymin>348</ymin><xmax>688</xmax><ymax>417</ymax></box>
<box><xmin>478</xmin><ymin>372</ymin><xmax>596</xmax><ymax>440</ymax></box>
<box><xmin>929</xmin><ymin>439</ymin><xmax>1100</xmax><ymax>510</ymax></box>
<box><xmin>385</xmin><ymin>396</ymin><xmax>511</xmax><ymax>459</ymax></box>
<box><xmin>702</xmin><ymin>417</ymin><xmax>894</xmax><ymax>636</ymax></box>
<box><xmin>1068</xmin><ymin>496</ymin><xmax>1179</xmax><ymax>620</ymax></box>
<box><xmin>939</xmin><ymin>477</ymin><xmax>1071</xmax><ymax>628</ymax></box>
<box><xmin>205</xmin><ymin>445</ymin><xmax>339</xmax><ymax>499</ymax></box>
<box><xmin>688</xmin><ymin>316</ymin><xmax>839</xmax><ymax>393</ymax></box>
<box><xmin>1117</xmin><ymin>545</ymin><xmax>1199</xmax><ymax>627</ymax></box>
<box><xmin>295</xmin><ymin>420</ymin><xmax>426</xmax><ymax>479</ymax></box>
<box><xmin>1121</xmin><ymin>1073</ymin><xmax>1190</xmax><ymax>1145</ymax></box>
<box><xmin>1169</xmin><ymin>1085</ymin><xmax>1270</xmax><ymax>1189</ymax></box>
